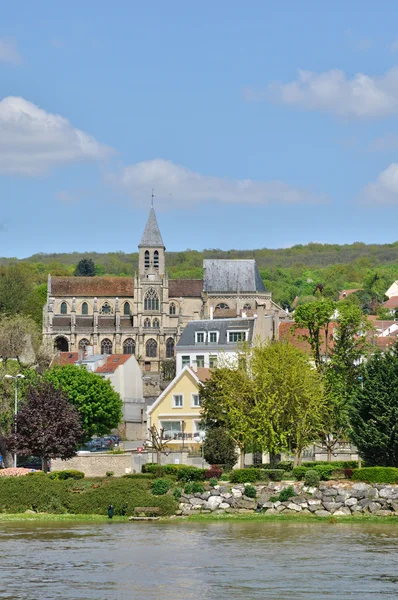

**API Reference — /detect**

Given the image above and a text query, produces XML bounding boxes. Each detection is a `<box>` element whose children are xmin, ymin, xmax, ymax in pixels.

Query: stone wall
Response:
<box><xmin>51</xmin><ymin>453</ymin><xmax>132</xmax><ymax>477</ymax></box>
<box><xmin>177</xmin><ymin>481</ymin><xmax>398</xmax><ymax>517</ymax></box>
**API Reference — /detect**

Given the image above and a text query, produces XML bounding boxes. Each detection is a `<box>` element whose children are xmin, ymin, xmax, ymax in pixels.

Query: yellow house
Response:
<box><xmin>147</xmin><ymin>366</ymin><xmax>210</xmax><ymax>451</ymax></box>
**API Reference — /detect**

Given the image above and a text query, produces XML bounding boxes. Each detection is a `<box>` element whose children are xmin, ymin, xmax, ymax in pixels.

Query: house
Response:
<box><xmin>383</xmin><ymin>296</ymin><xmax>398</xmax><ymax>316</ymax></box>
<box><xmin>338</xmin><ymin>289</ymin><xmax>361</xmax><ymax>301</ymax></box>
<box><xmin>385</xmin><ymin>280</ymin><xmax>398</xmax><ymax>299</ymax></box>
<box><xmin>147</xmin><ymin>366</ymin><xmax>210</xmax><ymax>451</ymax></box>
<box><xmin>53</xmin><ymin>347</ymin><xmax>146</xmax><ymax>440</ymax></box>
<box><xmin>175</xmin><ymin>310</ymin><xmax>276</xmax><ymax>373</ymax></box>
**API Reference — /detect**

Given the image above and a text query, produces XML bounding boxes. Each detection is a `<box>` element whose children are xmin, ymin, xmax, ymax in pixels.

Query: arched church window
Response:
<box><xmin>166</xmin><ymin>337</ymin><xmax>175</xmax><ymax>358</ymax></box>
<box><xmin>60</xmin><ymin>302</ymin><xmax>67</xmax><ymax>314</ymax></box>
<box><xmin>153</xmin><ymin>318</ymin><xmax>160</xmax><ymax>328</ymax></box>
<box><xmin>154</xmin><ymin>250</ymin><xmax>159</xmax><ymax>269</ymax></box>
<box><xmin>144</xmin><ymin>250</ymin><xmax>150</xmax><ymax>269</ymax></box>
<box><xmin>169</xmin><ymin>302</ymin><xmax>176</xmax><ymax>315</ymax></box>
<box><xmin>79</xmin><ymin>338</ymin><xmax>90</xmax><ymax>351</ymax></box>
<box><xmin>55</xmin><ymin>336</ymin><xmax>69</xmax><ymax>351</ymax></box>
<box><xmin>100</xmin><ymin>302</ymin><xmax>112</xmax><ymax>315</ymax></box>
<box><xmin>123</xmin><ymin>302</ymin><xmax>130</xmax><ymax>315</ymax></box>
<box><xmin>123</xmin><ymin>338</ymin><xmax>135</xmax><ymax>355</ymax></box>
<box><xmin>243</xmin><ymin>304</ymin><xmax>252</xmax><ymax>310</ymax></box>
<box><xmin>82</xmin><ymin>302</ymin><xmax>88</xmax><ymax>315</ymax></box>
<box><xmin>146</xmin><ymin>338</ymin><xmax>157</xmax><ymax>358</ymax></box>
<box><xmin>101</xmin><ymin>338</ymin><xmax>113</xmax><ymax>354</ymax></box>
<box><xmin>144</xmin><ymin>318</ymin><xmax>151</xmax><ymax>328</ymax></box>
<box><xmin>216</xmin><ymin>303</ymin><xmax>229</xmax><ymax>310</ymax></box>
<box><xmin>144</xmin><ymin>288</ymin><xmax>159</xmax><ymax>311</ymax></box>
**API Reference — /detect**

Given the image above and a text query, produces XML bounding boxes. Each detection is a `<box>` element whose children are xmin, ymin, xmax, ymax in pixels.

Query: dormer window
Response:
<box><xmin>209</xmin><ymin>331</ymin><xmax>219</xmax><ymax>344</ymax></box>
<box><xmin>195</xmin><ymin>331</ymin><xmax>206</xmax><ymax>344</ymax></box>
<box><xmin>227</xmin><ymin>330</ymin><xmax>247</xmax><ymax>343</ymax></box>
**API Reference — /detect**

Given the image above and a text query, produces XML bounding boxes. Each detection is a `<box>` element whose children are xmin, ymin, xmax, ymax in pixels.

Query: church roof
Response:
<box><xmin>139</xmin><ymin>208</ymin><xmax>165</xmax><ymax>248</ymax></box>
<box><xmin>203</xmin><ymin>259</ymin><xmax>266</xmax><ymax>293</ymax></box>
<box><xmin>51</xmin><ymin>277</ymin><xmax>134</xmax><ymax>297</ymax></box>
<box><xmin>169</xmin><ymin>279</ymin><xmax>203</xmax><ymax>298</ymax></box>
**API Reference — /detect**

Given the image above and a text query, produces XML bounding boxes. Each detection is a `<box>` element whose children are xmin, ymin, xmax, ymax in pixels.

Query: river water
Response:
<box><xmin>0</xmin><ymin>519</ymin><xmax>397</xmax><ymax>599</ymax></box>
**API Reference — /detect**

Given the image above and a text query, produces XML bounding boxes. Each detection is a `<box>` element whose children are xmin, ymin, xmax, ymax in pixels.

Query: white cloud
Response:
<box><xmin>0</xmin><ymin>96</ymin><xmax>113</xmax><ymax>175</ymax></box>
<box><xmin>360</xmin><ymin>163</ymin><xmax>398</xmax><ymax>203</ymax></box>
<box><xmin>115</xmin><ymin>159</ymin><xmax>327</xmax><ymax>207</ymax></box>
<box><xmin>245</xmin><ymin>67</ymin><xmax>398</xmax><ymax>119</ymax></box>
<box><xmin>0</xmin><ymin>38</ymin><xmax>21</xmax><ymax>65</ymax></box>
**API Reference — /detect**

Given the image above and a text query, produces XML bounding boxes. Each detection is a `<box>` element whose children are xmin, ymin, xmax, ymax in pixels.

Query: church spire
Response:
<box><xmin>139</xmin><ymin>207</ymin><xmax>165</xmax><ymax>249</ymax></box>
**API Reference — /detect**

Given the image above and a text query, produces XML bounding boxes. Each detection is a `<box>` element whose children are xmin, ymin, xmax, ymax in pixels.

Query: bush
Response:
<box><xmin>173</xmin><ymin>487</ymin><xmax>182</xmax><ymax>501</ymax></box>
<box><xmin>292</xmin><ymin>467</ymin><xmax>308</xmax><ymax>481</ymax></box>
<box><xmin>202</xmin><ymin>427</ymin><xmax>237</xmax><ymax>469</ymax></box>
<box><xmin>351</xmin><ymin>467</ymin><xmax>398</xmax><ymax>484</ymax></box>
<box><xmin>244</xmin><ymin>484</ymin><xmax>256</xmax><ymax>498</ymax></box>
<box><xmin>49</xmin><ymin>470</ymin><xmax>85</xmax><ymax>481</ymax></box>
<box><xmin>275</xmin><ymin>461</ymin><xmax>294</xmax><ymax>471</ymax></box>
<box><xmin>302</xmin><ymin>461</ymin><xmax>358</xmax><ymax>469</ymax></box>
<box><xmin>122</xmin><ymin>473</ymin><xmax>155</xmax><ymax>480</ymax></box>
<box><xmin>184</xmin><ymin>483</ymin><xmax>193</xmax><ymax>494</ymax></box>
<box><xmin>278</xmin><ymin>486</ymin><xmax>296</xmax><ymax>502</ymax></box>
<box><xmin>220</xmin><ymin>473</ymin><xmax>230</xmax><ymax>481</ymax></box>
<box><xmin>152</xmin><ymin>479</ymin><xmax>170</xmax><ymax>496</ymax></box>
<box><xmin>176</xmin><ymin>467</ymin><xmax>206</xmax><ymax>482</ymax></box>
<box><xmin>230</xmin><ymin>469</ymin><xmax>258</xmax><ymax>484</ymax></box>
<box><xmin>263</xmin><ymin>469</ymin><xmax>284</xmax><ymax>481</ymax></box>
<box><xmin>106</xmin><ymin>471</ymin><xmax>114</xmax><ymax>477</ymax></box>
<box><xmin>344</xmin><ymin>468</ymin><xmax>354</xmax><ymax>479</ymax></box>
<box><xmin>204</xmin><ymin>466</ymin><xmax>222</xmax><ymax>480</ymax></box>
<box><xmin>209</xmin><ymin>477</ymin><xmax>218</xmax><ymax>488</ymax></box>
<box><xmin>304</xmin><ymin>469</ymin><xmax>320</xmax><ymax>487</ymax></box>
<box><xmin>191</xmin><ymin>481</ymin><xmax>204</xmax><ymax>493</ymax></box>
<box><xmin>313</xmin><ymin>465</ymin><xmax>336</xmax><ymax>481</ymax></box>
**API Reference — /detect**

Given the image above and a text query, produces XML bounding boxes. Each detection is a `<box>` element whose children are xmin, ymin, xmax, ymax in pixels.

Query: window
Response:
<box><xmin>173</xmin><ymin>394</ymin><xmax>183</xmax><ymax>408</ymax></box>
<box><xmin>154</xmin><ymin>250</ymin><xmax>159</xmax><ymax>269</ymax></box>
<box><xmin>209</xmin><ymin>331</ymin><xmax>218</xmax><ymax>343</ymax></box>
<box><xmin>123</xmin><ymin>338</ymin><xmax>135</xmax><ymax>355</ymax></box>
<box><xmin>182</xmin><ymin>355</ymin><xmax>190</xmax><ymax>367</ymax></box>
<box><xmin>166</xmin><ymin>338</ymin><xmax>175</xmax><ymax>358</ymax></box>
<box><xmin>160</xmin><ymin>421</ymin><xmax>182</xmax><ymax>439</ymax></box>
<box><xmin>153</xmin><ymin>318</ymin><xmax>160</xmax><ymax>329</ymax></box>
<box><xmin>216</xmin><ymin>303</ymin><xmax>229</xmax><ymax>310</ymax></box>
<box><xmin>146</xmin><ymin>338</ymin><xmax>157</xmax><ymax>358</ymax></box>
<box><xmin>101</xmin><ymin>338</ymin><xmax>113</xmax><ymax>354</ymax></box>
<box><xmin>227</xmin><ymin>331</ymin><xmax>247</xmax><ymax>343</ymax></box>
<box><xmin>195</xmin><ymin>331</ymin><xmax>205</xmax><ymax>344</ymax></box>
<box><xmin>144</xmin><ymin>318</ymin><xmax>151</xmax><ymax>329</ymax></box>
<box><xmin>78</xmin><ymin>338</ymin><xmax>90</xmax><ymax>351</ymax></box>
<box><xmin>196</xmin><ymin>355</ymin><xmax>205</xmax><ymax>368</ymax></box>
<box><xmin>144</xmin><ymin>288</ymin><xmax>159</xmax><ymax>311</ymax></box>
<box><xmin>209</xmin><ymin>355</ymin><xmax>217</xmax><ymax>368</ymax></box>
<box><xmin>60</xmin><ymin>302</ymin><xmax>67</xmax><ymax>314</ymax></box>
<box><xmin>144</xmin><ymin>250</ymin><xmax>150</xmax><ymax>269</ymax></box>
<box><xmin>82</xmin><ymin>302</ymin><xmax>88</xmax><ymax>315</ymax></box>
<box><xmin>101</xmin><ymin>302</ymin><xmax>112</xmax><ymax>315</ymax></box>
<box><xmin>243</xmin><ymin>304</ymin><xmax>252</xmax><ymax>310</ymax></box>
<box><xmin>191</xmin><ymin>394</ymin><xmax>201</xmax><ymax>407</ymax></box>
<box><xmin>123</xmin><ymin>302</ymin><xmax>130</xmax><ymax>315</ymax></box>
<box><xmin>169</xmin><ymin>302</ymin><xmax>176</xmax><ymax>315</ymax></box>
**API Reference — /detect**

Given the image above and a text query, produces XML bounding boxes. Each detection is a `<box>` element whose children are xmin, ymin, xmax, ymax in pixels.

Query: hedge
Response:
<box><xmin>0</xmin><ymin>474</ymin><xmax>177</xmax><ymax>516</ymax></box>
<box><xmin>229</xmin><ymin>468</ymin><xmax>274</xmax><ymax>483</ymax></box>
<box><xmin>351</xmin><ymin>467</ymin><xmax>398</xmax><ymax>484</ymax></box>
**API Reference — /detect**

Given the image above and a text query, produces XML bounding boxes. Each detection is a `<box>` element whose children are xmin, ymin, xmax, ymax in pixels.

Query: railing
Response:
<box><xmin>163</xmin><ymin>433</ymin><xmax>197</xmax><ymax>441</ymax></box>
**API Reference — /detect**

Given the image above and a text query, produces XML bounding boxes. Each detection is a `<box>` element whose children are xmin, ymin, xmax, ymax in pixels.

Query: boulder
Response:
<box><xmin>231</xmin><ymin>488</ymin><xmax>243</xmax><ymax>498</ymax></box>
<box><xmin>367</xmin><ymin>488</ymin><xmax>379</xmax><ymax>500</ymax></box>
<box><xmin>262</xmin><ymin>502</ymin><xmax>274</xmax><ymax>511</ymax></box>
<box><xmin>206</xmin><ymin>496</ymin><xmax>223</xmax><ymax>511</ymax></box>
<box><xmin>352</xmin><ymin>482</ymin><xmax>370</xmax><ymax>492</ymax></box>
<box><xmin>323</xmin><ymin>488</ymin><xmax>338</xmax><ymax>497</ymax></box>
<box><xmin>219</xmin><ymin>502</ymin><xmax>230</xmax><ymax>510</ymax></box>
<box><xmin>234</xmin><ymin>498</ymin><xmax>256</xmax><ymax>510</ymax></box>
<box><xmin>189</xmin><ymin>498</ymin><xmax>205</xmax><ymax>507</ymax></box>
<box><xmin>379</xmin><ymin>488</ymin><xmax>394</xmax><ymax>499</ymax></box>
<box><xmin>344</xmin><ymin>497</ymin><xmax>358</xmax><ymax>507</ymax></box>
<box><xmin>322</xmin><ymin>502</ymin><xmax>342</xmax><ymax>513</ymax></box>
<box><xmin>200</xmin><ymin>492</ymin><xmax>211</xmax><ymax>500</ymax></box>
<box><xmin>287</xmin><ymin>503</ymin><xmax>302</xmax><ymax>512</ymax></box>
<box><xmin>350</xmin><ymin>504</ymin><xmax>364</xmax><ymax>514</ymax></box>
<box><xmin>291</xmin><ymin>496</ymin><xmax>308</xmax><ymax>505</ymax></box>
<box><xmin>264</xmin><ymin>508</ymin><xmax>279</xmax><ymax>515</ymax></box>
<box><xmin>376</xmin><ymin>510</ymin><xmax>392</xmax><ymax>517</ymax></box>
<box><xmin>315</xmin><ymin>510</ymin><xmax>331</xmax><ymax>517</ymax></box>
<box><xmin>333</xmin><ymin>507</ymin><xmax>351</xmax><ymax>516</ymax></box>
<box><xmin>210</xmin><ymin>489</ymin><xmax>221</xmax><ymax>496</ymax></box>
<box><xmin>367</xmin><ymin>502</ymin><xmax>382</xmax><ymax>513</ymax></box>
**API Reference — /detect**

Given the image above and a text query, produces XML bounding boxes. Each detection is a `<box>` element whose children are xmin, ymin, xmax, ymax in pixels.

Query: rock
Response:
<box><xmin>219</xmin><ymin>502</ymin><xmax>230</xmax><ymax>510</ymax></box>
<box><xmin>379</xmin><ymin>488</ymin><xmax>394</xmax><ymax>499</ymax></box>
<box><xmin>322</xmin><ymin>502</ymin><xmax>342</xmax><ymax>513</ymax></box>
<box><xmin>391</xmin><ymin>502</ymin><xmax>398</xmax><ymax>512</ymax></box>
<box><xmin>315</xmin><ymin>510</ymin><xmax>331</xmax><ymax>517</ymax></box>
<box><xmin>225</xmin><ymin>508</ymin><xmax>238</xmax><ymax>513</ymax></box>
<box><xmin>312</xmin><ymin>489</ymin><xmax>323</xmax><ymax>500</ymax></box>
<box><xmin>233</xmin><ymin>498</ymin><xmax>256</xmax><ymax>510</ymax></box>
<box><xmin>237</xmin><ymin>509</ymin><xmax>252</xmax><ymax>514</ymax></box>
<box><xmin>210</xmin><ymin>489</ymin><xmax>221</xmax><ymax>496</ymax></box>
<box><xmin>189</xmin><ymin>498</ymin><xmax>205</xmax><ymax>506</ymax></box>
<box><xmin>350</xmin><ymin>504</ymin><xmax>364</xmax><ymax>514</ymax></box>
<box><xmin>333</xmin><ymin>507</ymin><xmax>351</xmax><ymax>516</ymax></box>
<box><xmin>344</xmin><ymin>497</ymin><xmax>358</xmax><ymax>507</ymax></box>
<box><xmin>231</xmin><ymin>488</ymin><xmax>242</xmax><ymax>498</ymax></box>
<box><xmin>276</xmin><ymin>505</ymin><xmax>286</xmax><ymax>512</ymax></box>
<box><xmin>367</xmin><ymin>488</ymin><xmax>379</xmax><ymax>500</ymax></box>
<box><xmin>274</xmin><ymin>501</ymin><xmax>281</xmax><ymax>507</ymax></box>
<box><xmin>367</xmin><ymin>502</ymin><xmax>382</xmax><ymax>513</ymax></box>
<box><xmin>359</xmin><ymin>498</ymin><xmax>371</xmax><ymax>508</ymax></box>
<box><xmin>223</xmin><ymin>492</ymin><xmax>232</xmax><ymax>499</ymax></box>
<box><xmin>376</xmin><ymin>510</ymin><xmax>392</xmax><ymax>517</ymax></box>
<box><xmin>352</xmin><ymin>483</ymin><xmax>370</xmax><ymax>491</ymax></box>
<box><xmin>291</xmin><ymin>496</ymin><xmax>308</xmax><ymax>505</ymax></box>
<box><xmin>308</xmin><ymin>499</ymin><xmax>322</xmax><ymax>507</ymax></box>
<box><xmin>287</xmin><ymin>503</ymin><xmax>302</xmax><ymax>512</ymax></box>
<box><xmin>24</xmin><ymin>509</ymin><xmax>36</xmax><ymax>514</ymax></box>
<box><xmin>262</xmin><ymin>502</ymin><xmax>274</xmax><ymax>510</ymax></box>
<box><xmin>175</xmin><ymin>510</ymin><xmax>182</xmax><ymax>516</ymax></box>
<box><xmin>301</xmin><ymin>508</ymin><xmax>311</xmax><ymax>514</ymax></box>
<box><xmin>323</xmin><ymin>488</ymin><xmax>338</xmax><ymax>497</ymax></box>
<box><xmin>213</xmin><ymin>509</ymin><xmax>226</xmax><ymax>515</ymax></box>
<box><xmin>264</xmin><ymin>509</ymin><xmax>279</xmax><ymax>515</ymax></box>
<box><xmin>349</xmin><ymin>489</ymin><xmax>367</xmax><ymax>499</ymax></box>
<box><xmin>200</xmin><ymin>492</ymin><xmax>211</xmax><ymax>500</ymax></box>
<box><xmin>206</xmin><ymin>496</ymin><xmax>223</xmax><ymax>511</ymax></box>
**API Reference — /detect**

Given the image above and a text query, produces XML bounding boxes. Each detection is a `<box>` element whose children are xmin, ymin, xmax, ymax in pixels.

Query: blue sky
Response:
<box><xmin>2</xmin><ymin>1</ymin><xmax>398</xmax><ymax>257</ymax></box>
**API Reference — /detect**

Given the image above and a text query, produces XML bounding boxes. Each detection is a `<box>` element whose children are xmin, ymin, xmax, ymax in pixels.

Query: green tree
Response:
<box><xmin>294</xmin><ymin>299</ymin><xmax>336</xmax><ymax>369</ymax></box>
<box><xmin>350</xmin><ymin>347</ymin><xmax>398</xmax><ymax>467</ymax></box>
<box><xmin>74</xmin><ymin>258</ymin><xmax>96</xmax><ymax>277</ymax></box>
<box><xmin>202</xmin><ymin>427</ymin><xmax>238</xmax><ymax>469</ymax></box>
<box><xmin>44</xmin><ymin>365</ymin><xmax>123</xmax><ymax>438</ymax></box>
<box><xmin>0</xmin><ymin>264</ymin><xmax>36</xmax><ymax>315</ymax></box>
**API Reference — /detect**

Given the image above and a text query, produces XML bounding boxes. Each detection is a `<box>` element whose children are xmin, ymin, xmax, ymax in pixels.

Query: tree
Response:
<box><xmin>74</xmin><ymin>259</ymin><xmax>96</xmax><ymax>277</ymax></box>
<box><xmin>7</xmin><ymin>381</ymin><xmax>83</xmax><ymax>471</ymax></box>
<box><xmin>0</xmin><ymin>314</ymin><xmax>44</xmax><ymax>369</ymax></box>
<box><xmin>44</xmin><ymin>365</ymin><xmax>123</xmax><ymax>439</ymax></box>
<box><xmin>294</xmin><ymin>299</ymin><xmax>336</xmax><ymax>369</ymax></box>
<box><xmin>202</xmin><ymin>427</ymin><xmax>238</xmax><ymax>469</ymax></box>
<box><xmin>350</xmin><ymin>346</ymin><xmax>398</xmax><ymax>467</ymax></box>
<box><xmin>0</xmin><ymin>263</ymin><xmax>36</xmax><ymax>315</ymax></box>
<box><xmin>148</xmin><ymin>425</ymin><xmax>170</xmax><ymax>464</ymax></box>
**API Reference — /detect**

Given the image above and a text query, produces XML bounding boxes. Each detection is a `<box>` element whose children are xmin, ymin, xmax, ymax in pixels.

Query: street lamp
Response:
<box><xmin>5</xmin><ymin>374</ymin><xmax>25</xmax><ymax>468</ymax></box>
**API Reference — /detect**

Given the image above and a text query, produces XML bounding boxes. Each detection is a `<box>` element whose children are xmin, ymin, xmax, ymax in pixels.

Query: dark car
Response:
<box><xmin>17</xmin><ymin>456</ymin><xmax>43</xmax><ymax>470</ymax></box>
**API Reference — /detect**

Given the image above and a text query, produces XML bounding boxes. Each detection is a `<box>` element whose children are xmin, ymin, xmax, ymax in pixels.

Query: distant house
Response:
<box><xmin>53</xmin><ymin>347</ymin><xmax>145</xmax><ymax>440</ymax></box>
<box><xmin>385</xmin><ymin>280</ymin><xmax>398</xmax><ymax>299</ymax></box>
<box><xmin>147</xmin><ymin>366</ymin><xmax>210</xmax><ymax>451</ymax></box>
<box><xmin>338</xmin><ymin>289</ymin><xmax>361</xmax><ymax>301</ymax></box>
<box><xmin>383</xmin><ymin>296</ymin><xmax>398</xmax><ymax>316</ymax></box>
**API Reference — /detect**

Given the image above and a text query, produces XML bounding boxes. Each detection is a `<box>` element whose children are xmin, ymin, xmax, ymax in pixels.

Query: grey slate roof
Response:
<box><xmin>176</xmin><ymin>317</ymin><xmax>255</xmax><ymax>350</ymax></box>
<box><xmin>139</xmin><ymin>208</ymin><xmax>165</xmax><ymax>248</ymax></box>
<box><xmin>203</xmin><ymin>259</ymin><xmax>266</xmax><ymax>293</ymax></box>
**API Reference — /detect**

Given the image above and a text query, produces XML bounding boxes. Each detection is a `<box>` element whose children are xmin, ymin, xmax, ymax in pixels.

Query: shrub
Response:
<box><xmin>278</xmin><ymin>486</ymin><xmax>296</xmax><ymax>502</ymax></box>
<box><xmin>202</xmin><ymin>427</ymin><xmax>238</xmax><ymax>469</ymax></box>
<box><xmin>49</xmin><ymin>470</ymin><xmax>85</xmax><ymax>481</ymax></box>
<box><xmin>351</xmin><ymin>467</ymin><xmax>398</xmax><ymax>484</ymax></box>
<box><xmin>191</xmin><ymin>481</ymin><xmax>204</xmax><ymax>493</ymax></box>
<box><xmin>173</xmin><ymin>487</ymin><xmax>182</xmax><ymax>501</ymax></box>
<box><xmin>313</xmin><ymin>465</ymin><xmax>336</xmax><ymax>481</ymax></box>
<box><xmin>292</xmin><ymin>466</ymin><xmax>308</xmax><ymax>481</ymax></box>
<box><xmin>275</xmin><ymin>461</ymin><xmax>294</xmax><ymax>471</ymax></box>
<box><xmin>209</xmin><ymin>477</ymin><xmax>218</xmax><ymax>488</ymax></box>
<box><xmin>230</xmin><ymin>469</ymin><xmax>258</xmax><ymax>484</ymax></box>
<box><xmin>122</xmin><ymin>473</ymin><xmax>155</xmax><ymax>480</ymax></box>
<box><xmin>184</xmin><ymin>483</ymin><xmax>193</xmax><ymax>494</ymax></box>
<box><xmin>304</xmin><ymin>469</ymin><xmax>320</xmax><ymax>487</ymax></box>
<box><xmin>204</xmin><ymin>465</ymin><xmax>222</xmax><ymax>480</ymax></box>
<box><xmin>220</xmin><ymin>473</ymin><xmax>230</xmax><ymax>481</ymax></box>
<box><xmin>302</xmin><ymin>461</ymin><xmax>358</xmax><ymax>469</ymax></box>
<box><xmin>344</xmin><ymin>468</ymin><xmax>354</xmax><ymax>479</ymax></box>
<box><xmin>151</xmin><ymin>479</ymin><xmax>170</xmax><ymax>496</ymax></box>
<box><xmin>106</xmin><ymin>471</ymin><xmax>114</xmax><ymax>477</ymax></box>
<box><xmin>263</xmin><ymin>469</ymin><xmax>284</xmax><ymax>481</ymax></box>
<box><xmin>176</xmin><ymin>467</ymin><xmax>206</xmax><ymax>482</ymax></box>
<box><xmin>244</xmin><ymin>484</ymin><xmax>256</xmax><ymax>498</ymax></box>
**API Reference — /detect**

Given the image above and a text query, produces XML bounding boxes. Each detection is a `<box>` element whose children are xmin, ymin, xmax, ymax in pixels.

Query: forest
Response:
<box><xmin>1</xmin><ymin>240</ymin><xmax>398</xmax><ymax>322</ymax></box>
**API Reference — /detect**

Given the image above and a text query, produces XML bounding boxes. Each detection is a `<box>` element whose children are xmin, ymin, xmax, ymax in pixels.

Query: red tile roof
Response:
<box><xmin>95</xmin><ymin>354</ymin><xmax>132</xmax><ymax>373</ymax></box>
<box><xmin>51</xmin><ymin>277</ymin><xmax>134</xmax><ymax>297</ymax></box>
<box><xmin>195</xmin><ymin>367</ymin><xmax>211</xmax><ymax>382</ymax></box>
<box><xmin>279</xmin><ymin>321</ymin><xmax>337</xmax><ymax>355</ymax></box>
<box><xmin>338</xmin><ymin>289</ymin><xmax>361</xmax><ymax>300</ymax></box>
<box><xmin>53</xmin><ymin>352</ymin><xmax>79</xmax><ymax>366</ymax></box>
<box><xmin>384</xmin><ymin>296</ymin><xmax>398</xmax><ymax>309</ymax></box>
<box><xmin>169</xmin><ymin>279</ymin><xmax>203</xmax><ymax>298</ymax></box>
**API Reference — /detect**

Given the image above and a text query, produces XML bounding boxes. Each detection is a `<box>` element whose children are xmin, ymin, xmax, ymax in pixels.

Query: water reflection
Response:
<box><xmin>0</xmin><ymin>520</ymin><xmax>397</xmax><ymax>599</ymax></box>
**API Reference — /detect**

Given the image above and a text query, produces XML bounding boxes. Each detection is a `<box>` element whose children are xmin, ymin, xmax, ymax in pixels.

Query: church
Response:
<box><xmin>43</xmin><ymin>208</ymin><xmax>288</xmax><ymax>371</ymax></box>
